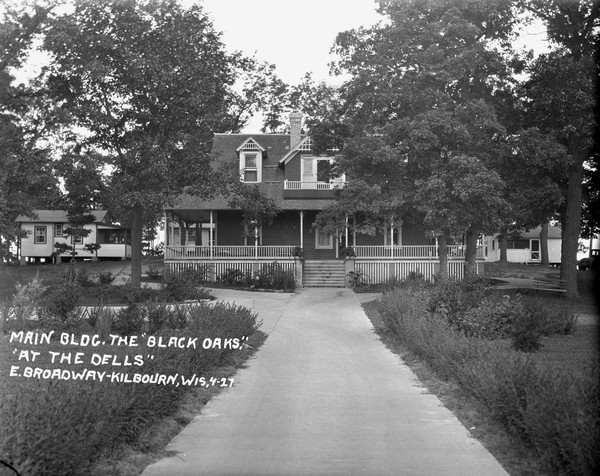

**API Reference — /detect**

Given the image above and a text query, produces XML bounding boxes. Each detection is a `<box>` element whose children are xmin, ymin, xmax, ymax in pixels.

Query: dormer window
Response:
<box><xmin>237</xmin><ymin>138</ymin><xmax>265</xmax><ymax>183</ymax></box>
<box><xmin>240</xmin><ymin>151</ymin><xmax>261</xmax><ymax>183</ymax></box>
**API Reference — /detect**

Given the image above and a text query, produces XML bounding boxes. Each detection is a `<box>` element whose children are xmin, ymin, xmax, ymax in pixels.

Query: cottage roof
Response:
<box><xmin>520</xmin><ymin>226</ymin><xmax>562</xmax><ymax>240</ymax></box>
<box><xmin>16</xmin><ymin>210</ymin><xmax>109</xmax><ymax>223</ymax></box>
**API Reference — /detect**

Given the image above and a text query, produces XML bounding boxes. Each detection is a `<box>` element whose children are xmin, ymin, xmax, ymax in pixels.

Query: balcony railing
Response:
<box><xmin>352</xmin><ymin>245</ymin><xmax>484</xmax><ymax>259</ymax></box>
<box><xmin>165</xmin><ymin>245</ymin><xmax>297</xmax><ymax>260</ymax></box>
<box><xmin>284</xmin><ymin>180</ymin><xmax>346</xmax><ymax>190</ymax></box>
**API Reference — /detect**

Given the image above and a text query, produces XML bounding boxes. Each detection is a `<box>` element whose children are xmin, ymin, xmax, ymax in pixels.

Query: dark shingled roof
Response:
<box><xmin>16</xmin><ymin>210</ymin><xmax>109</xmax><ymax>223</ymax></box>
<box><xmin>169</xmin><ymin>133</ymin><xmax>329</xmax><ymax>212</ymax></box>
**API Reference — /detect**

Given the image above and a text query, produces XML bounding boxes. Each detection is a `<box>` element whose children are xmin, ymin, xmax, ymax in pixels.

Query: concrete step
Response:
<box><xmin>303</xmin><ymin>260</ymin><xmax>346</xmax><ymax>287</ymax></box>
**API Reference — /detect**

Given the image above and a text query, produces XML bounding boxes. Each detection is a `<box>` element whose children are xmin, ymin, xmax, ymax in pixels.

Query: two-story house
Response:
<box><xmin>164</xmin><ymin>113</ymin><xmax>484</xmax><ymax>286</ymax></box>
<box><xmin>16</xmin><ymin>210</ymin><xmax>131</xmax><ymax>264</ymax></box>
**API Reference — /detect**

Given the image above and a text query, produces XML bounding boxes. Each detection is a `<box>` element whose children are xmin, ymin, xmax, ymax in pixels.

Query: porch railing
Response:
<box><xmin>165</xmin><ymin>245</ymin><xmax>296</xmax><ymax>259</ymax></box>
<box><xmin>352</xmin><ymin>245</ymin><xmax>483</xmax><ymax>259</ymax></box>
<box><xmin>284</xmin><ymin>180</ymin><xmax>346</xmax><ymax>190</ymax></box>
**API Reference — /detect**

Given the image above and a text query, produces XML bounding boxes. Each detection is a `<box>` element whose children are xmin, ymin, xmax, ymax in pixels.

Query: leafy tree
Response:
<box><xmin>227</xmin><ymin>182</ymin><xmax>281</xmax><ymax>242</ymax></box>
<box><xmin>517</xmin><ymin>0</ymin><xmax>598</xmax><ymax>297</ymax></box>
<box><xmin>320</xmin><ymin>0</ymin><xmax>518</xmax><ymax>277</ymax></box>
<box><xmin>0</xmin><ymin>1</ymin><xmax>61</xmax><ymax>263</ymax></box>
<box><xmin>41</xmin><ymin>0</ymin><xmax>262</xmax><ymax>285</ymax></box>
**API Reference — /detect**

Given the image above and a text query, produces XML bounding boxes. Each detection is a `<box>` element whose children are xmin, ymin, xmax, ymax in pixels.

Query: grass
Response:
<box><xmin>361</xmin><ymin>264</ymin><xmax>599</xmax><ymax>475</ymax></box>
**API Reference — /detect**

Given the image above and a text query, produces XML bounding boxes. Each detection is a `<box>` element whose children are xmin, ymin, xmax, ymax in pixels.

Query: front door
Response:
<box><xmin>530</xmin><ymin>239</ymin><xmax>540</xmax><ymax>261</ymax></box>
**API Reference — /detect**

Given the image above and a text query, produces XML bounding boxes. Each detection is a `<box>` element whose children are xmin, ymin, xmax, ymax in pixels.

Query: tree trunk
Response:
<box><xmin>499</xmin><ymin>235</ymin><xmax>508</xmax><ymax>262</ymax></box>
<box><xmin>437</xmin><ymin>232</ymin><xmax>448</xmax><ymax>280</ymax></box>
<box><xmin>464</xmin><ymin>228</ymin><xmax>478</xmax><ymax>278</ymax></box>
<box><xmin>130</xmin><ymin>205</ymin><xmax>144</xmax><ymax>287</ymax></box>
<box><xmin>540</xmin><ymin>222</ymin><xmax>549</xmax><ymax>266</ymax></box>
<box><xmin>560</xmin><ymin>148</ymin><xmax>584</xmax><ymax>299</ymax></box>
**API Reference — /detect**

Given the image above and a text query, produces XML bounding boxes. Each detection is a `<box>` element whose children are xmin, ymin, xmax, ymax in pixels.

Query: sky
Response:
<box><xmin>200</xmin><ymin>0</ymin><xmax>384</xmax><ymax>86</ymax></box>
<box><xmin>13</xmin><ymin>0</ymin><xmax>549</xmax><ymax>132</ymax></box>
<box><xmin>197</xmin><ymin>0</ymin><xmax>549</xmax><ymax>132</ymax></box>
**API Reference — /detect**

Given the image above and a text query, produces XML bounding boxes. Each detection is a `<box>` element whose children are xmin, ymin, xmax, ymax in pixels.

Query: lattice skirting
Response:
<box><xmin>355</xmin><ymin>260</ymin><xmax>484</xmax><ymax>283</ymax></box>
<box><xmin>166</xmin><ymin>260</ymin><xmax>296</xmax><ymax>282</ymax></box>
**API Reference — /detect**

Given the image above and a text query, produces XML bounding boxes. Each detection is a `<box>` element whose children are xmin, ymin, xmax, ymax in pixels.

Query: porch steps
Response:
<box><xmin>303</xmin><ymin>260</ymin><xmax>346</xmax><ymax>287</ymax></box>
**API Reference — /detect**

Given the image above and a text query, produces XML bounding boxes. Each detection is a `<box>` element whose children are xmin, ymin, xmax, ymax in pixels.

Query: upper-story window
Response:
<box><xmin>34</xmin><ymin>226</ymin><xmax>47</xmax><ymax>244</ymax></box>
<box><xmin>240</xmin><ymin>151</ymin><xmax>261</xmax><ymax>183</ymax></box>
<box><xmin>300</xmin><ymin>156</ymin><xmax>345</xmax><ymax>189</ymax></box>
<box><xmin>237</xmin><ymin>138</ymin><xmax>265</xmax><ymax>184</ymax></box>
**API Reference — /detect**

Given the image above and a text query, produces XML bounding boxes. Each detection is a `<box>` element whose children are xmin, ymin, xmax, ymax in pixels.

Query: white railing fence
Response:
<box><xmin>353</xmin><ymin>245</ymin><xmax>483</xmax><ymax>259</ymax></box>
<box><xmin>284</xmin><ymin>180</ymin><xmax>346</xmax><ymax>190</ymax></box>
<box><xmin>165</xmin><ymin>245</ymin><xmax>296</xmax><ymax>260</ymax></box>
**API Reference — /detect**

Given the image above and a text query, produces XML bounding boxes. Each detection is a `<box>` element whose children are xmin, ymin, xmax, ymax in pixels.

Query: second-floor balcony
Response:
<box><xmin>284</xmin><ymin>180</ymin><xmax>346</xmax><ymax>190</ymax></box>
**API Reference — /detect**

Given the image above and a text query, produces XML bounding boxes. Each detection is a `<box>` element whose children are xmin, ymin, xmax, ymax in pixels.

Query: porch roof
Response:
<box><xmin>168</xmin><ymin>182</ymin><xmax>334</xmax><ymax>215</ymax></box>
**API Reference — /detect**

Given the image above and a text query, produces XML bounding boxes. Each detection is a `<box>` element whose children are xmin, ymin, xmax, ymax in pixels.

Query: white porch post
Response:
<box><xmin>390</xmin><ymin>220</ymin><xmax>394</xmax><ymax>259</ymax></box>
<box><xmin>170</xmin><ymin>213</ymin><xmax>174</xmax><ymax>248</ymax></box>
<box><xmin>209</xmin><ymin>210</ymin><xmax>214</xmax><ymax>260</ymax></box>
<box><xmin>164</xmin><ymin>211</ymin><xmax>168</xmax><ymax>248</ymax></box>
<box><xmin>299</xmin><ymin>210</ymin><xmax>304</xmax><ymax>249</ymax></box>
<box><xmin>435</xmin><ymin>237</ymin><xmax>439</xmax><ymax>258</ymax></box>
<box><xmin>254</xmin><ymin>225</ymin><xmax>258</xmax><ymax>259</ymax></box>
<box><xmin>345</xmin><ymin>216</ymin><xmax>349</xmax><ymax>247</ymax></box>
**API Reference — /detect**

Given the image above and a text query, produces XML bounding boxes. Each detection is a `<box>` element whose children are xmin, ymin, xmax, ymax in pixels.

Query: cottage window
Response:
<box><xmin>34</xmin><ymin>226</ymin><xmax>47</xmax><ymax>244</ymax></box>
<box><xmin>315</xmin><ymin>228</ymin><xmax>333</xmax><ymax>249</ymax></box>
<box><xmin>55</xmin><ymin>224</ymin><xmax>63</xmax><ymax>236</ymax></box>
<box><xmin>240</xmin><ymin>152</ymin><xmax>261</xmax><ymax>183</ymax></box>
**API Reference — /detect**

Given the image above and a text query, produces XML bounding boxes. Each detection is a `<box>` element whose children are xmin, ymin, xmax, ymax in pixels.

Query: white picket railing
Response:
<box><xmin>284</xmin><ymin>180</ymin><xmax>346</xmax><ymax>190</ymax></box>
<box><xmin>352</xmin><ymin>245</ymin><xmax>483</xmax><ymax>259</ymax></box>
<box><xmin>165</xmin><ymin>245</ymin><xmax>296</xmax><ymax>259</ymax></box>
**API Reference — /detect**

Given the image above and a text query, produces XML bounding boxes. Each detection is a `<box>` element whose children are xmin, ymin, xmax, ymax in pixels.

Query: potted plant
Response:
<box><xmin>340</xmin><ymin>246</ymin><xmax>356</xmax><ymax>258</ymax></box>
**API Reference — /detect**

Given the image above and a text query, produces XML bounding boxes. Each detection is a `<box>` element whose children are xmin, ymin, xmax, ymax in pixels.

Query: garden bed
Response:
<box><xmin>363</xmin><ymin>276</ymin><xmax>599</xmax><ymax>475</ymax></box>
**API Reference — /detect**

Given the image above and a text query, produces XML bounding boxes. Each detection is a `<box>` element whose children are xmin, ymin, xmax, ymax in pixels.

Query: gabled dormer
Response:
<box><xmin>237</xmin><ymin>137</ymin><xmax>266</xmax><ymax>183</ymax></box>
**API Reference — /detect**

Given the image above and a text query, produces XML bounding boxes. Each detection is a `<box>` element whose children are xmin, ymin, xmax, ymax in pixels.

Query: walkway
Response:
<box><xmin>141</xmin><ymin>288</ymin><xmax>508</xmax><ymax>476</ymax></box>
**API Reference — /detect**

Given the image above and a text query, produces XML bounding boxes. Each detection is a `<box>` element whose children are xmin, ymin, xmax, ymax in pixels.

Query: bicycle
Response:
<box><xmin>345</xmin><ymin>269</ymin><xmax>371</xmax><ymax>289</ymax></box>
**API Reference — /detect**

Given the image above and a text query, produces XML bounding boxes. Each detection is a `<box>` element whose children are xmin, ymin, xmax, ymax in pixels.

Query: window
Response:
<box><xmin>34</xmin><ymin>226</ymin><xmax>47</xmax><ymax>244</ymax></box>
<box><xmin>384</xmin><ymin>227</ymin><xmax>400</xmax><ymax>246</ymax></box>
<box><xmin>301</xmin><ymin>156</ymin><xmax>345</xmax><ymax>188</ymax></box>
<box><xmin>315</xmin><ymin>228</ymin><xmax>333</xmax><ymax>249</ymax></box>
<box><xmin>55</xmin><ymin>224</ymin><xmax>63</xmax><ymax>236</ymax></box>
<box><xmin>240</xmin><ymin>151</ymin><xmax>261</xmax><ymax>183</ymax></box>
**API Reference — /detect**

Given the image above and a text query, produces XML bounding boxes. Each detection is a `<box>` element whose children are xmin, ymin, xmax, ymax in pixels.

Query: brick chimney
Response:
<box><xmin>289</xmin><ymin>112</ymin><xmax>302</xmax><ymax>149</ymax></box>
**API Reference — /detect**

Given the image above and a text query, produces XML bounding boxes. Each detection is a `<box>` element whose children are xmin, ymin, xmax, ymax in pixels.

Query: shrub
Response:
<box><xmin>455</xmin><ymin>295</ymin><xmax>520</xmax><ymax>339</ymax></box>
<box><xmin>10</xmin><ymin>273</ymin><xmax>47</xmax><ymax>322</ymax></box>
<box><xmin>377</xmin><ymin>286</ymin><xmax>598</xmax><ymax>475</ymax></box>
<box><xmin>121</xmin><ymin>284</ymin><xmax>159</xmax><ymax>304</ymax></box>
<box><xmin>146</xmin><ymin>264</ymin><xmax>163</xmax><ymax>280</ymax></box>
<box><xmin>111</xmin><ymin>304</ymin><xmax>145</xmax><ymax>335</ymax></box>
<box><xmin>40</xmin><ymin>282</ymin><xmax>82</xmax><ymax>331</ymax></box>
<box><xmin>218</xmin><ymin>268</ymin><xmax>252</xmax><ymax>287</ymax></box>
<box><xmin>97</xmin><ymin>271</ymin><xmax>114</xmax><ymax>285</ymax></box>
<box><xmin>511</xmin><ymin>308</ymin><xmax>543</xmax><ymax>352</ymax></box>
<box><xmin>254</xmin><ymin>262</ymin><xmax>296</xmax><ymax>290</ymax></box>
<box><xmin>520</xmin><ymin>297</ymin><xmax>577</xmax><ymax>336</ymax></box>
<box><xmin>427</xmin><ymin>277</ymin><xmax>489</xmax><ymax>325</ymax></box>
<box><xmin>179</xmin><ymin>265</ymin><xmax>210</xmax><ymax>285</ymax></box>
<box><xmin>0</xmin><ymin>300</ymin><xmax>262</xmax><ymax>475</ymax></box>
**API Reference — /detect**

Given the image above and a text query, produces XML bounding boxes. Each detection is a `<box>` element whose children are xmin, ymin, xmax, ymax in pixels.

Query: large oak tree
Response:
<box><xmin>41</xmin><ymin>0</ymin><xmax>264</xmax><ymax>285</ymax></box>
